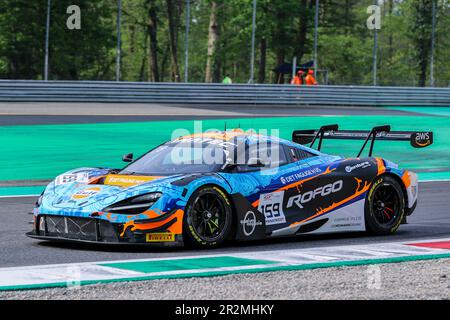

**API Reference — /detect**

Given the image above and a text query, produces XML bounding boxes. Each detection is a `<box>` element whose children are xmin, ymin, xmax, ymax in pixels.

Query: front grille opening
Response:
<box><xmin>38</xmin><ymin>215</ymin><xmax>118</xmax><ymax>242</ymax></box>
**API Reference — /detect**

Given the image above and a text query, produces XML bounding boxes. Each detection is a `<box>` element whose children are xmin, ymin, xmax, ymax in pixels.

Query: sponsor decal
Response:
<box><xmin>411</xmin><ymin>132</ymin><xmax>433</xmax><ymax>148</ymax></box>
<box><xmin>71</xmin><ymin>187</ymin><xmax>101</xmax><ymax>200</ymax></box>
<box><xmin>104</xmin><ymin>175</ymin><xmax>162</xmax><ymax>188</ymax></box>
<box><xmin>368</xmin><ymin>178</ymin><xmax>383</xmax><ymax>201</ymax></box>
<box><xmin>345</xmin><ymin>162</ymin><xmax>371</xmax><ymax>173</ymax></box>
<box><xmin>240</xmin><ymin>211</ymin><xmax>263</xmax><ymax>236</ymax></box>
<box><xmin>258</xmin><ymin>191</ymin><xmax>286</xmax><ymax>225</ymax></box>
<box><xmin>55</xmin><ymin>173</ymin><xmax>89</xmax><ymax>186</ymax></box>
<box><xmin>330</xmin><ymin>216</ymin><xmax>363</xmax><ymax>229</ymax></box>
<box><xmin>287</xmin><ymin>180</ymin><xmax>344</xmax><ymax>209</ymax></box>
<box><xmin>280</xmin><ymin>168</ymin><xmax>322</xmax><ymax>185</ymax></box>
<box><xmin>146</xmin><ymin>233</ymin><xmax>175</xmax><ymax>242</ymax></box>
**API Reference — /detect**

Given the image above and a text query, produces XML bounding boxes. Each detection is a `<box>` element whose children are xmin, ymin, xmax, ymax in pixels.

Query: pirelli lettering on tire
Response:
<box><xmin>368</xmin><ymin>178</ymin><xmax>383</xmax><ymax>204</ymax></box>
<box><xmin>214</xmin><ymin>187</ymin><xmax>231</xmax><ymax>206</ymax></box>
<box><xmin>365</xmin><ymin>175</ymin><xmax>405</xmax><ymax>235</ymax></box>
<box><xmin>188</xmin><ymin>224</ymin><xmax>208</xmax><ymax>245</ymax></box>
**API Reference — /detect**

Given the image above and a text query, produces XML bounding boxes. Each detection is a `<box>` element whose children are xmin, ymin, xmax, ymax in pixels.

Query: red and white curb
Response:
<box><xmin>1</xmin><ymin>238</ymin><xmax>450</xmax><ymax>291</ymax></box>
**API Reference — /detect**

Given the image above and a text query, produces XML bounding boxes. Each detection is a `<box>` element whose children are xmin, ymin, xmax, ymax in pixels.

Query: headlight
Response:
<box><xmin>103</xmin><ymin>192</ymin><xmax>162</xmax><ymax>215</ymax></box>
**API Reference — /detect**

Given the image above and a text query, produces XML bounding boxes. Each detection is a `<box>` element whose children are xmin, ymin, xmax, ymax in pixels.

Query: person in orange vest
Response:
<box><xmin>305</xmin><ymin>69</ymin><xmax>318</xmax><ymax>86</ymax></box>
<box><xmin>291</xmin><ymin>70</ymin><xmax>304</xmax><ymax>85</ymax></box>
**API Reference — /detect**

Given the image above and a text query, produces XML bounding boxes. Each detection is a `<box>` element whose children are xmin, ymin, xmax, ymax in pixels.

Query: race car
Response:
<box><xmin>27</xmin><ymin>125</ymin><xmax>433</xmax><ymax>248</ymax></box>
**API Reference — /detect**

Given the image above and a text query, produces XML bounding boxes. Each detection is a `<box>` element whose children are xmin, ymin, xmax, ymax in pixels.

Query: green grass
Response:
<box><xmin>0</xmin><ymin>186</ymin><xmax>45</xmax><ymax>197</ymax></box>
<box><xmin>386</xmin><ymin>106</ymin><xmax>450</xmax><ymax>117</ymax></box>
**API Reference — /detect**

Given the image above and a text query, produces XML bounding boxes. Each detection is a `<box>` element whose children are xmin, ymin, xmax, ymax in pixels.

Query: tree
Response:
<box><xmin>0</xmin><ymin>1</ymin><xmax>46</xmax><ymax>79</ymax></box>
<box><xmin>49</xmin><ymin>1</ymin><xmax>116</xmax><ymax>80</ymax></box>
<box><xmin>258</xmin><ymin>37</ymin><xmax>267</xmax><ymax>83</ymax></box>
<box><xmin>296</xmin><ymin>0</ymin><xmax>313</xmax><ymax>63</ymax></box>
<box><xmin>410</xmin><ymin>0</ymin><xmax>433</xmax><ymax>87</ymax></box>
<box><xmin>146</xmin><ymin>0</ymin><xmax>160</xmax><ymax>82</ymax></box>
<box><xmin>0</xmin><ymin>0</ymin><xmax>115</xmax><ymax>80</ymax></box>
<box><xmin>166</xmin><ymin>0</ymin><xmax>182</xmax><ymax>81</ymax></box>
<box><xmin>0</xmin><ymin>0</ymin><xmax>448</xmax><ymax>86</ymax></box>
<box><xmin>205</xmin><ymin>1</ymin><xmax>219</xmax><ymax>83</ymax></box>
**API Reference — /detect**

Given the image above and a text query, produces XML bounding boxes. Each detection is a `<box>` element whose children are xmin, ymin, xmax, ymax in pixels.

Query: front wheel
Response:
<box><xmin>365</xmin><ymin>175</ymin><xmax>405</xmax><ymax>235</ymax></box>
<box><xmin>183</xmin><ymin>186</ymin><xmax>233</xmax><ymax>248</ymax></box>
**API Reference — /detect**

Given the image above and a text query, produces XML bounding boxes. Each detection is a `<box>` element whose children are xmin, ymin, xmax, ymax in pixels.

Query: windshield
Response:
<box><xmin>121</xmin><ymin>143</ymin><xmax>229</xmax><ymax>175</ymax></box>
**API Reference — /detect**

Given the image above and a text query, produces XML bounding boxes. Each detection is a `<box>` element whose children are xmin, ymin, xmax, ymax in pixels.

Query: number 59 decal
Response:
<box><xmin>258</xmin><ymin>191</ymin><xmax>286</xmax><ymax>226</ymax></box>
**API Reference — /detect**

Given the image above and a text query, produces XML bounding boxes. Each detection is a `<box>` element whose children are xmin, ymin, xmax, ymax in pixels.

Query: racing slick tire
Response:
<box><xmin>183</xmin><ymin>186</ymin><xmax>233</xmax><ymax>249</ymax></box>
<box><xmin>365</xmin><ymin>175</ymin><xmax>406</xmax><ymax>235</ymax></box>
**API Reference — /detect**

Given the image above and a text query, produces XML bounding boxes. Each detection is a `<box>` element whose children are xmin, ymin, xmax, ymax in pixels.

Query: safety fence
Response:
<box><xmin>0</xmin><ymin>80</ymin><xmax>449</xmax><ymax>106</ymax></box>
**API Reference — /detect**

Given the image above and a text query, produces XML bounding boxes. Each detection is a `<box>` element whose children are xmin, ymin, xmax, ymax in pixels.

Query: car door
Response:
<box><xmin>233</xmin><ymin>143</ymin><xmax>305</xmax><ymax>231</ymax></box>
<box><xmin>260</xmin><ymin>145</ymin><xmax>327</xmax><ymax>232</ymax></box>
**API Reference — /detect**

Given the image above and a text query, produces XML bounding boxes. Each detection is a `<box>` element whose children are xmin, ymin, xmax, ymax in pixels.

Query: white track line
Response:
<box><xmin>420</xmin><ymin>179</ymin><xmax>450</xmax><ymax>183</ymax></box>
<box><xmin>0</xmin><ymin>194</ymin><xmax>40</xmax><ymax>198</ymax></box>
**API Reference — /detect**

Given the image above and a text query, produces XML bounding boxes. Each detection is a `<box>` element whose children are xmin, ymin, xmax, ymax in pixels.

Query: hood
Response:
<box><xmin>43</xmin><ymin>168</ymin><xmax>184</xmax><ymax>211</ymax></box>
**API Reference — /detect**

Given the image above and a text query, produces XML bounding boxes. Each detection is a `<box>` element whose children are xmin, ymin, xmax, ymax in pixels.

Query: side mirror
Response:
<box><xmin>122</xmin><ymin>153</ymin><xmax>134</xmax><ymax>163</ymax></box>
<box><xmin>248</xmin><ymin>158</ymin><xmax>266</xmax><ymax>168</ymax></box>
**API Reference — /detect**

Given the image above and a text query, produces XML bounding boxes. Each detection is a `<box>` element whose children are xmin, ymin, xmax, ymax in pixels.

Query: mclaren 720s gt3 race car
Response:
<box><xmin>27</xmin><ymin>124</ymin><xmax>433</xmax><ymax>248</ymax></box>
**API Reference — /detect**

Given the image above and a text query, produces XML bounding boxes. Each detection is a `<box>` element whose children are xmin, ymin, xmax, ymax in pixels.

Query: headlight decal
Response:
<box><xmin>103</xmin><ymin>192</ymin><xmax>162</xmax><ymax>215</ymax></box>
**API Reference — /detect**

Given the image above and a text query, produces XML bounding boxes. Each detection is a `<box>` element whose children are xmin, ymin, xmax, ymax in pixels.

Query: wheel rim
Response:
<box><xmin>371</xmin><ymin>184</ymin><xmax>400</xmax><ymax>228</ymax></box>
<box><xmin>190</xmin><ymin>192</ymin><xmax>228</xmax><ymax>242</ymax></box>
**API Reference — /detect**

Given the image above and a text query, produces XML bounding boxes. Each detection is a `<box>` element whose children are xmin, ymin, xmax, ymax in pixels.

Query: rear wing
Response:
<box><xmin>292</xmin><ymin>124</ymin><xmax>433</xmax><ymax>157</ymax></box>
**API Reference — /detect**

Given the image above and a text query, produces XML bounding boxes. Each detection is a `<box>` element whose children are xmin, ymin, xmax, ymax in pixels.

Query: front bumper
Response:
<box><xmin>27</xmin><ymin>214</ymin><xmax>183</xmax><ymax>247</ymax></box>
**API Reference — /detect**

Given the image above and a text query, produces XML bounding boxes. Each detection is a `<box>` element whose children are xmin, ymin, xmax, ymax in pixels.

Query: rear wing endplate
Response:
<box><xmin>292</xmin><ymin>124</ymin><xmax>433</xmax><ymax>157</ymax></box>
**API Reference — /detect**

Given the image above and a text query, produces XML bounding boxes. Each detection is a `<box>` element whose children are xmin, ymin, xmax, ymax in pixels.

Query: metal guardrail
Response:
<box><xmin>0</xmin><ymin>80</ymin><xmax>449</xmax><ymax>106</ymax></box>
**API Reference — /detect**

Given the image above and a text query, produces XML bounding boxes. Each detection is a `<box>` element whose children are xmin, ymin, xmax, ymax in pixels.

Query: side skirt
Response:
<box><xmin>230</xmin><ymin>194</ymin><xmax>267</xmax><ymax>241</ymax></box>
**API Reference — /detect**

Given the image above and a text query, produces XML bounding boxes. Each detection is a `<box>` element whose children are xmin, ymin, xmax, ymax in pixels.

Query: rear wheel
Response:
<box><xmin>183</xmin><ymin>186</ymin><xmax>233</xmax><ymax>248</ymax></box>
<box><xmin>365</xmin><ymin>175</ymin><xmax>405</xmax><ymax>235</ymax></box>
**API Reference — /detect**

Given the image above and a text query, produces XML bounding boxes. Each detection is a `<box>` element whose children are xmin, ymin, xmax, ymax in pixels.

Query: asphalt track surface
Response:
<box><xmin>0</xmin><ymin>102</ymin><xmax>431</xmax><ymax>125</ymax></box>
<box><xmin>1</xmin><ymin>181</ymin><xmax>449</xmax><ymax>268</ymax></box>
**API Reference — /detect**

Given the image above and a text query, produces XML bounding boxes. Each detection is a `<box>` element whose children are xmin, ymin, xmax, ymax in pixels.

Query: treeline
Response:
<box><xmin>0</xmin><ymin>0</ymin><xmax>448</xmax><ymax>86</ymax></box>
